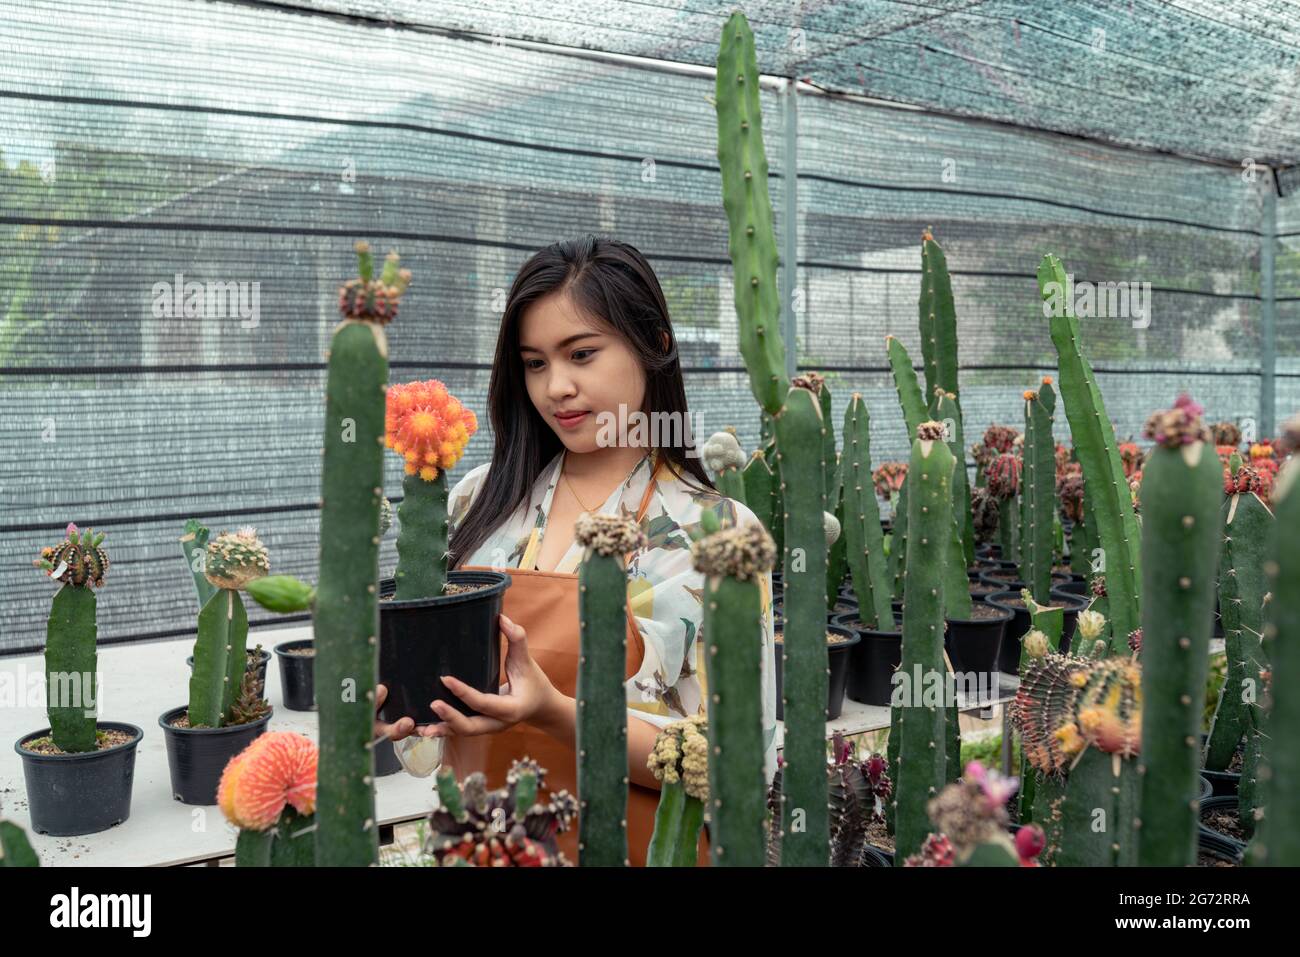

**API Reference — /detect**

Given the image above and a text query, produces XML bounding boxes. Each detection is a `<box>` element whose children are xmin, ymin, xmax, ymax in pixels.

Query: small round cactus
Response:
<box><xmin>700</xmin><ymin>429</ymin><xmax>746</xmax><ymax>474</ymax></box>
<box><xmin>218</xmin><ymin>732</ymin><xmax>318</xmax><ymax>832</ymax></box>
<box><xmin>204</xmin><ymin>527</ymin><xmax>270</xmax><ymax>590</ymax></box>
<box><xmin>34</xmin><ymin>523</ymin><xmax>108</xmax><ymax>588</ymax></box>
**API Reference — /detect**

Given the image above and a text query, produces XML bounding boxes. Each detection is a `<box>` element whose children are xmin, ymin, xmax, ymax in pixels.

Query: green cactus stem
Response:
<box><xmin>691</xmin><ymin>521</ymin><xmax>776</xmax><ymax>866</ymax></box>
<box><xmin>188</xmin><ymin>589</ymin><xmax>249</xmax><ymax>728</ymax></box>
<box><xmin>1256</xmin><ymin>449</ymin><xmax>1300</xmax><ymax>865</ymax></box>
<box><xmin>394</xmin><ymin>471</ymin><xmax>448</xmax><ymax>600</ymax></box>
<box><xmin>893</xmin><ymin>421</ymin><xmax>954</xmax><ymax>862</ymax></box>
<box><xmin>646</xmin><ymin>716</ymin><xmax>708</xmax><ymax>867</ymax></box>
<box><xmin>1038</xmin><ymin>255</ymin><xmax>1141</xmax><ymax>645</ymax></box>
<box><xmin>888</xmin><ymin>481</ymin><xmax>909</xmax><ymax>602</ymax></box>
<box><xmin>314</xmin><ymin>242</ymin><xmax>393</xmax><ymax>867</ymax></box>
<box><xmin>715</xmin><ymin>11</ymin><xmax>788</xmax><ymax>417</ymax></box>
<box><xmin>886</xmin><ymin>336</ymin><xmax>926</xmax><ymax>439</ymax></box>
<box><xmin>703</xmin><ymin>430</ymin><xmax>749</xmax><ymax>506</ymax></box>
<box><xmin>1135</xmin><ymin>396</ymin><xmax>1221</xmax><ymax>867</ymax></box>
<box><xmin>574</xmin><ymin>513</ymin><xmax>646</xmax><ymax>866</ymax></box>
<box><xmin>0</xmin><ymin>819</ymin><xmax>39</xmax><ymax>867</ymax></box>
<box><xmin>742</xmin><ymin>450</ymin><xmax>777</xmax><ymax>540</ymax></box>
<box><xmin>1021</xmin><ymin>381</ymin><xmax>1057</xmax><ymax>604</ymax></box>
<box><xmin>841</xmin><ymin>395</ymin><xmax>894</xmax><ymax>630</ymax></box>
<box><xmin>179</xmin><ymin>519</ymin><xmax>217</xmax><ymax>609</ymax></box>
<box><xmin>771</xmin><ymin>382</ymin><xmax>829</xmax><ymax>865</ymax></box>
<box><xmin>246</xmin><ymin>575</ymin><xmax>316</xmax><ymax>613</ymax></box>
<box><xmin>1205</xmin><ymin>463</ymin><xmax>1273</xmax><ymax>771</ymax></box>
<box><xmin>930</xmin><ymin>390</ymin><xmax>972</xmax><ymax>621</ymax></box>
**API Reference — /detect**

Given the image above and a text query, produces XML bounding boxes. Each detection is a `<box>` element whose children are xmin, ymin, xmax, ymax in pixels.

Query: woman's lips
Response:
<box><xmin>555</xmin><ymin>411</ymin><xmax>590</xmax><ymax>429</ymax></box>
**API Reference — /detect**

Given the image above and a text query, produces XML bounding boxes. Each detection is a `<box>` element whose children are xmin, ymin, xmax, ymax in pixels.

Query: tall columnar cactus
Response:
<box><xmin>573</xmin><ymin>513</ymin><xmax>647</xmax><ymax>867</ymax></box>
<box><xmin>1256</xmin><ymin>435</ymin><xmax>1300</xmax><ymax>865</ymax></box>
<box><xmin>742</xmin><ymin>449</ymin><xmax>777</xmax><ymax>539</ymax></box>
<box><xmin>219</xmin><ymin>732</ymin><xmax>318</xmax><ymax>867</ymax></box>
<box><xmin>179</xmin><ymin>518</ymin><xmax>217</xmax><ymax>610</ymax></box>
<box><xmin>919</xmin><ymin>229</ymin><xmax>975</xmax><ymax>567</ymax></box>
<box><xmin>691</xmin><ymin>520</ymin><xmax>776</xmax><ymax>866</ymax></box>
<box><xmin>715</xmin><ymin>10</ymin><xmax>787</xmax><ymax>419</ymax></box>
<box><xmin>886</xmin><ymin>336</ymin><xmax>926</xmax><ymax>439</ymax></box>
<box><xmin>386</xmin><ymin>379</ymin><xmax>477</xmax><ymax>600</ymax></box>
<box><xmin>1038</xmin><ymin>254</ymin><xmax>1141</xmax><ymax>645</ymax></box>
<box><xmin>33</xmin><ymin>523</ymin><xmax>107</xmax><ymax>752</ymax></box>
<box><xmin>315</xmin><ymin>241</ymin><xmax>407</xmax><ymax>867</ymax></box>
<box><xmin>930</xmin><ymin>389</ymin><xmax>972</xmax><ymax>621</ymax></box>
<box><xmin>1204</xmin><ymin>458</ymin><xmax>1273</xmax><ymax>773</ymax></box>
<box><xmin>893</xmin><ymin>421</ymin><xmax>954</xmax><ymax>862</ymax></box>
<box><xmin>1021</xmin><ymin>380</ymin><xmax>1057</xmax><ymax>604</ymax></box>
<box><xmin>842</xmin><ymin>395</ymin><xmax>895</xmax><ymax>630</ymax></box>
<box><xmin>702</xmin><ymin>429</ymin><xmax>749</xmax><ymax>506</ymax></box>
<box><xmin>772</xmin><ymin>379</ymin><xmax>829</xmax><ymax>866</ymax></box>
<box><xmin>646</xmin><ymin>715</ymin><xmax>708</xmax><ymax>867</ymax></box>
<box><xmin>1135</xmin><ymin>396</ymin><xmax>1222</xmax><ymax>867</ymax></box>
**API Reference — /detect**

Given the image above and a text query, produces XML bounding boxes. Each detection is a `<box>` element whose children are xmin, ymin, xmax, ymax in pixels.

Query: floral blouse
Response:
<box><xmin>448</xmin><ymin>447</ymin><xmax>779</xmax><ymax>788</ymax></box>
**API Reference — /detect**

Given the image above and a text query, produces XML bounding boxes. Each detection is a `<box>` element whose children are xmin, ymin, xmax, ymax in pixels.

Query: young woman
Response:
<box><xmin>376</xmin><ymin>235</ymin><xmax>776</xmax><ymax>867</ymax></box>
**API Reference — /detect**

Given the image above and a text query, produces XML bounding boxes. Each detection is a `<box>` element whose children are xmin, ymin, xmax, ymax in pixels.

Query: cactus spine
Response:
<box><xmin>691</xmin><ymin>522</ymin><xmax>776</xmax><ymax>866</ymax></box>
<box><xmin>893</xmin><ymin>421</ymin><xmax>954</xmax><ymax>862</ymax></box>
<box><xmin>574</xmin><ymin>513</ymin><xmax>646</xmax><ymax>867</ymax></box>
<box><xmin>1256</xmin><ymin>448</ymin><xmax>1300</xmax><ymax>864</ymax></box>
<box><xmin>1135</xmin><ymin>398</ymin><xmax>1222</xmax><ymax>867</ymax></box>
<box><xmin>842</xmin><ymin>395</ymin><xmax>895</xmax><ymax>629</ymax></box>
<box><xmin>1038</xmin><ymin>255</ymin><xmax>1141</xmax><ymax>646</ymax></box>
<box><xmin>1204</xmin><ymin>461</ymin><xmax>1273</xmax><ymax>772</ymax></box>
<box><xmin>1021</xmin><ymin>381</ymin><xmax>1057</xmax><ymax>604</ymax></box>
<box><xmin>314</xmin><ymin>242</ymin><xmax>394</xmax><ymax>867</ymax></box>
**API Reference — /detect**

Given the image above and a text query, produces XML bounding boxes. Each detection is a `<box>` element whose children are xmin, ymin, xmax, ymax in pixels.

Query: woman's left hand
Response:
<box><xmin>428</xmin><ymin>613</ymin><xmax>561</xmax><ymax>737</ymax></box>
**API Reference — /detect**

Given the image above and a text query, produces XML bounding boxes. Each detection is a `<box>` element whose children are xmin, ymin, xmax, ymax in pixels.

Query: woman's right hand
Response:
<box><xmin>374</xmin><ymin>683</ymin><xmax>437</xmax><ymax>742</ymax></box>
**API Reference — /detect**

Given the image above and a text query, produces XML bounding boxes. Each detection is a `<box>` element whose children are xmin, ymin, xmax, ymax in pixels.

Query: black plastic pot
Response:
<box><xmin>1198</xmin><ymin>795</ymin><xmax>1247</xmax><ymax>854</ymax></box>
<box><xmin>187</xmin><ymin>647</ymin><xmax>271</xmax><ymax>690</ymax></box>
<box><xmin>159</xmin><ymin>705</ymin><xmax>273</xmax><ymax>805</ymax></box>
<box><xmin>374</xmin><ymin>735</ymin><xmax>401</xmax><ymax>777</ymax></box>
<box><xmin>377</xmin><ymin>571</ymin><xmax>511</xmax><ymax>727</ymax></box>
<box><xmin>15</xmin><ymin>722</ymin><xmax>144</xmax><ymax>836</ymax></box>
<box><xmin>979</xmin><ymin>569</ymin><xmax>1027</xmax><ymax>592</ymax></box>
<box><xmin>774</xmin><ymin>623</ymin><xmax>860</xmax><ymax>721</ymax></box>
<box><xmin>274</xmin><ymin>639</ymin><xmax>316</xmax><ymax>711</ymax></box>
<box><xmin>1054</xmin><ymin>578</ymin><xmax>1089</xmax><ymax>597</ymax></box>
<box><xmin>945</xmin><ymin>605</ymin><xmax>1012</xmax><ymax>703</ymax></box>
<box><xmin>1198</xmin><ymin>774</ymin><xmax>1213</xmax><ymax>801</ymax></box>
<box><xmin>832</xmin><ymin>612</ymin><xmax>901</xmax><ymax>707</ymax></box>
<box><xmin>1201</xmin><ymin>766</ymin><xmax>1241</xmax><ymax>797</ymax></box>
<box><xmin>987</xmin><ymin>590</ymin><xmax>1032</xmax><ymax>674</ymax></box>
<box><xmin>1198</xmin><ymin>829</ymin><xmax>1243</xmax><ymax>866</ymax></box>
<box><xmin>861</xmin><ymin>844</ymin><xmax>891</xmax><ymax>867</ymax></box>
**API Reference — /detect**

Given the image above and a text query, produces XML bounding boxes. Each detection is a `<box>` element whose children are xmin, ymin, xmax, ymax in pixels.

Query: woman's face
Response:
<box><xmin>518</xmin><ymin>291</ymin><xmax>647</xmax><ymax>454</ymax></box>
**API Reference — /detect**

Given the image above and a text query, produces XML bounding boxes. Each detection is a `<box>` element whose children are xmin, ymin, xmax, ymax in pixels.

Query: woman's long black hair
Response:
<box><xmin>449</xmin><ymin>234</ymin><xmax>715</xmax><ymax>570</ymax></box>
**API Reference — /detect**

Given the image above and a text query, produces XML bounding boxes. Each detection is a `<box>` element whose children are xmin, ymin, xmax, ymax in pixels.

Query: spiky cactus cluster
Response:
<box><xmin>688</xmin><ymin>520</ymin><xmax>775</xmax><ymax>582</ymax></box>
<box><xmin>337</xmin><ymin>242</ymin><xmax>412</xmax><ymax>324</ymax></box>
<box><xmin>204</xmin><ymin>527</ymin><xmax>270</xmax><ymax>590</ymax></box>
<box><xmin>972</xmin><ymin>424</ymin><xmax>1020</xmax><ymax>473</ymax></box>
<box><xmin>871</xmin><ymin>461</ymin><xmax>907</xmax><ymax>500</ymax></box>
<box><xmin>1211</xmin><ymin>421</ymin><xmax>1242</xmax><ymax>446</ymax></box>
<box><xmin>985</xmin><ymin>452</ymin><xmax>1021</xmax><ymax>499</ymax></box>
<box><xmin>34</xmin><ymin>523</ymin><xmax>108</xmax><ymax>587</ymax></box>
<box><xmin>646</xmin><ymin>715</ymin><xmax>709</xmax><ymax>867</ymax></box>
<box><xmin>904</xmin><ymin>762</ymin><xmax>1036</xmax><ymax>867</ymax></box>
<box><xmin>1057</xmin><ymin>462</ymin><xmax>1084</xmax><ymax>523</ymax></box>
<box><xmin>971</xmin><ymin>484</ymin><xmax>1000</xmax><ymax>543</ymax></box>
<box><xmin>424</xmin><ymin>758</ymin><xmax>577</xmax><ymax>867</ymax></box>
<box><xmin>1143</xmin><ymin>393</ymin><xmax>1211</xmax><ymax>448</ymax></box>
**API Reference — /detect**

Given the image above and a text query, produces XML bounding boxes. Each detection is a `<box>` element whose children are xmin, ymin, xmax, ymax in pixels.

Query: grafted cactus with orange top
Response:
<box><xmin>385</xmin><ymin>379</ymin><xmax>478</xmax><ymax>599</ymax></box>
<box><xmin>218</xmin><ymin>732</ymin><xmax>318</xmax><ymax>866</ymax></box>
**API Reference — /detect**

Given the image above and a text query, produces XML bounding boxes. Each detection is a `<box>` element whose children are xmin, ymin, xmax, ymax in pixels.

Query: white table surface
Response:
<box><xmin>2</xmin><ymin>622</ymin><xmax>1029</xmax><ymax>866</ymax></box>
<box><xmin>1</xmin><ymin>623</ymin><xmax>439</xmax><ymax>867</ymax></box>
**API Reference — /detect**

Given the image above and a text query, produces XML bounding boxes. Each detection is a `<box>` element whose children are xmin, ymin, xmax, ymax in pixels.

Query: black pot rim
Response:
<box><xmin>187</xmin><ymin>647</ymin><xmax>272</xmax><ymax>666</ymax></box>
<box><xmin>986</xmin><ymin>589</ymin><xmax>1070</xmax><ymax>613</ymax></box>
<box><xmin>1198</xmin><ymin>795</ymin><xmax>1248</xmax><ymax>849</ymax></box>
<box><xmin>273</xmin><ymin>638</ymin><xmax>314</xmax><ymax>657</ymax></box>
<box><xmin>775</xmin><ymin>622</ymin><xmax>861</xmax><ymax>650</ymax></box>
<box><xmin>945</xmin><ymin>604</ymin><xmax>1013</xmax><ymax>626</ymax></box>
<box><xmin>15</xmin><ymin>721</ymin><xmax>144</xmax><ymax>762</ymax></box>
<box><xmin>829</xmin><ymin>612</ymin><xmax>901</xmax><ymax>638</ymax></box>
<box><xmin>158</xmin><ymin>704</ymin><xmax>274</xmax><ymax>736</ymax></box>
<box><xmin>1048</xmin><ymin>588</ymin><xmax>1089</xmax><ymax>609</ymax></box>
<box><xmin>378</xmin><ymin>570</ymin><xmax>511</xmax><ymax>611</ymax></box>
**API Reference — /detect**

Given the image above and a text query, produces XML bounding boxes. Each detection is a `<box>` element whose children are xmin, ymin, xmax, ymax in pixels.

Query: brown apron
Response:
<box><xmin>453</xmin><ymin>453</ymin><xmax>710</xmax><ymax>867</ymax></box>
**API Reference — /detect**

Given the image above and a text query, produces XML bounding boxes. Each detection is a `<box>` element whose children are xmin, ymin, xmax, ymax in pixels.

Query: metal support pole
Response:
<box><xmin>1261</xmin><ymin>173</ymin><xmax>1277</xmax><ymax>439</ymax></box>
<box><xmin>780</xmin><ymin>77</ymin><xmax>799</xmax><ymax>383</ymax></box>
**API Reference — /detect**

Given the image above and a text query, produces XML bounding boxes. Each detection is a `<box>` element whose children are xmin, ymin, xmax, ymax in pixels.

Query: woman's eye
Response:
<box><xmin>572</xmin><ymin>349</ymin><xmax>596</xmax><ymax>361</ymax></box>
<box><xmin>524</xmin><ymin>359</ymin><xmax>544</xmax><ymax>371</ymax></box>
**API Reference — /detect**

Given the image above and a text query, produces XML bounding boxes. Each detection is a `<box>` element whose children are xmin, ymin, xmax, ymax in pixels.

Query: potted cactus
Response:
<box><xmin>15</xmin><ymin>525</ymin><xmax>144</xmax><ymax>836</ymax></box>
<box><xmin>376</xmin><ymin>377</ymin><xmax>510</xmax><ymax>728</ymax></box>
<box><xmin>218</xmin><ymin>731</ymin><xmax>318</xmax><ymax>866</ymax></box>
<box><xmin>159</xmin><ymin>527</ymin><xmax>274</xmax><ymax>805</ymax></box>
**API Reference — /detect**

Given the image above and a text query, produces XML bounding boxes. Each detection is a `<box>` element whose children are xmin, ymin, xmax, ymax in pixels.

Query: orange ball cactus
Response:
<box><xmin>218</xmin><ymin>732</ymin><xmax>318</xmax><ymax>832</ymax></box>
<box><xmin>385</xmin><ymin>379</ymin><xmax>478</xmax><ymax>481</ymax></box>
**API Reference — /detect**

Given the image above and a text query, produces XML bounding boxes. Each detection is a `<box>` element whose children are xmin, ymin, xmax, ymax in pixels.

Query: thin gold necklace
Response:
<box><xmin>562</xmin><ymin>465</ymin><xmax>604</xmax><ymax>512</ymax></box>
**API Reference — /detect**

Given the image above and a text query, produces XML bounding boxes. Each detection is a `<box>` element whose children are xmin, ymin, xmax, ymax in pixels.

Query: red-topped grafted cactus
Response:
<box><xmin>32</xmin><ymin>524</ymin><xmax>107</xmax><ymax>753</ymax></box>
<box><xmin>337</xmin><ymin>242</ymin><xmax>411</xmax><ymax>323</ymax></box>
<box><xmin>219</xmin><ymin>732</ymin><xmax>318</xmax><ymax>866</ymax></box>
<box><xmin>903</xmin><ymin>761</ymin><xmax>1024</xmax><ymax>866</ymax></box>
<box><xmin>386</xmin><ymin>378</ymin><xmax>478</xmax><ymax>600</ymax></box>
